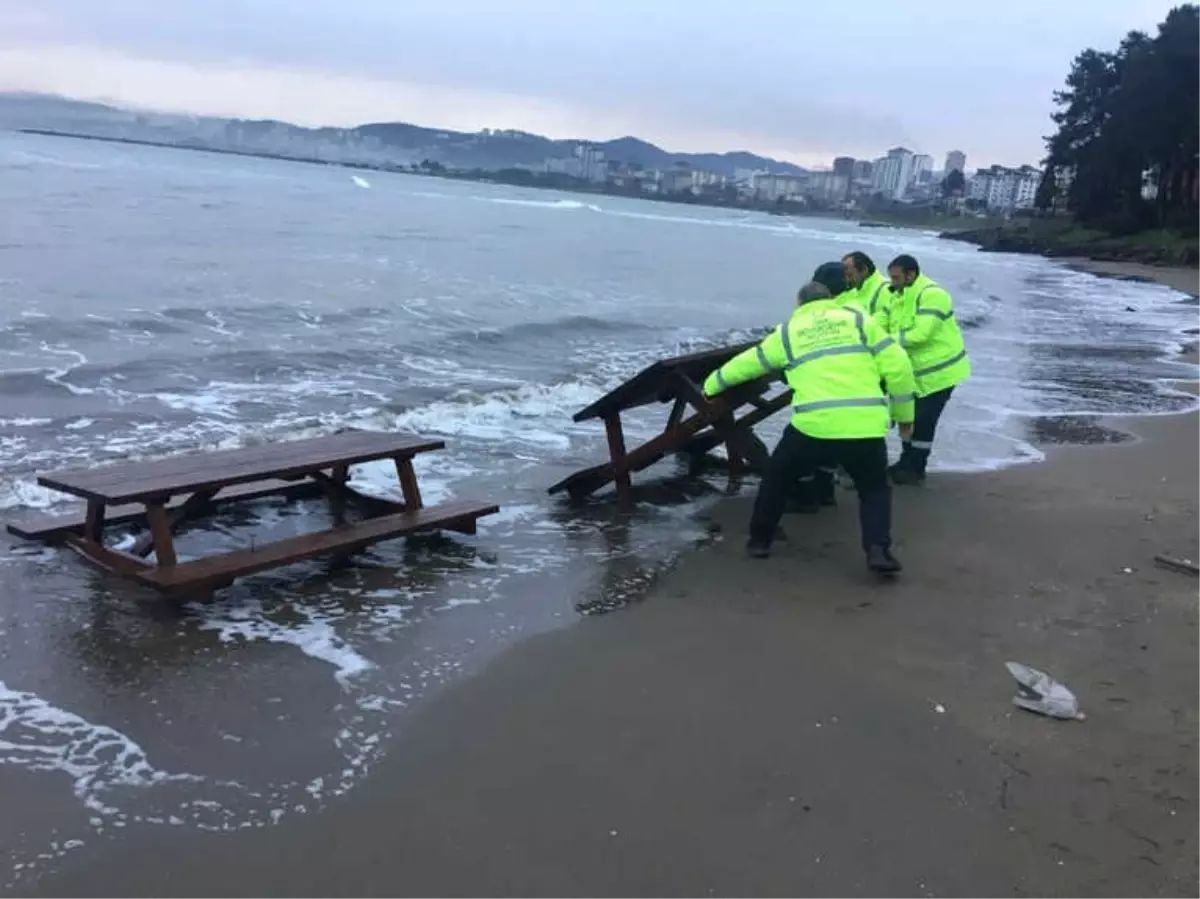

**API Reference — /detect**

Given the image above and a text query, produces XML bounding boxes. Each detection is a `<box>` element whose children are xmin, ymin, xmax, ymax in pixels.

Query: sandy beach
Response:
<box><xmin>22</xmin><ymin>406</ymin><xmax>1198</xmax><ymax>898</ymax></box>
<box><xmin>1062</xmin><ymin>258</ymin><xmax>1199</xmax><ymax>296</ymax></box>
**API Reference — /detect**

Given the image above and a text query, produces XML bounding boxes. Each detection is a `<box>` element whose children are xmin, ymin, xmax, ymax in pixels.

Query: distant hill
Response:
<box><xmin>0</xmin><ymin>92</ymin><xmax>807</xmax><ymax>176</ymax></box>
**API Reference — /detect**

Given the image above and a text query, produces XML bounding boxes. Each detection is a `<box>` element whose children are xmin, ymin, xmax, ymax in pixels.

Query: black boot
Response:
<box><xmin>890</xmin><ymin>442</ymin><xmax>924</xmax><ymax>485</ymax></box>
<box><xmin>893</xmin><ymin>446</ymin><xmax>929</xmax><ymax>485</ymax></box>
<box><xmin>866</xmin><ymin>545</ymin><xmax>903</xmax><ymax>574</ymax></box>
<box><xmin>888</xmin><ymin>441</ymin><xmax>913</xmax><ymax>479</ymax></box>
<box><xmin>746</xmin><ymin>539</ymin><xmax>771</xmax><ymax>559</ymax></box>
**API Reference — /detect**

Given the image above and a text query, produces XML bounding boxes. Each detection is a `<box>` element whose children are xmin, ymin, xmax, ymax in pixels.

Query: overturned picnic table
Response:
<box><xmin>547</xmin><ymin>342</ymin><xmax>793</xmax><ymax>510</ymax></box>
<box><xmin>7</xmin><ymin>430</ymin><xmax>498</xmax><ymax>598</ymax></box>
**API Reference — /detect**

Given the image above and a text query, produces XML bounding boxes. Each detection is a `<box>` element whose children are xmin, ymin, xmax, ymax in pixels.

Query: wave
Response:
<box><xmin>473</xmin><ymin>196</ymin><xmax>602</xmax><ymax>212</ymax></box>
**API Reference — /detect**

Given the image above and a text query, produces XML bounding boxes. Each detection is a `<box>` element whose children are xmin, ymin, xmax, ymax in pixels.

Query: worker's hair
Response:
<box><xmin>811</xmin><ymin>261</ymin><xmax>848</xmax><ymax>296</ymax></box>
<box><xmin>888</xmin><ymin>254</ymin><xmax>920</xmax><ymax>276</ymax></box>
<box><xmin>796</xmin><ymin>281</ymin><xmax>832</xmax><ymax>305</ymax></box>
<box><xmin>842</xmin><ymin>251</ymin><xmax>875</xmax><ymax>275</ymax></box>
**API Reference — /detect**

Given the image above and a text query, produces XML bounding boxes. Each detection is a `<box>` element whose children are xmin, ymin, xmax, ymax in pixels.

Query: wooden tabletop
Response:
<box><xmin>38</xmin><ymin>430</ymin><xmax>445</xmax><ymax>505</ymax></box>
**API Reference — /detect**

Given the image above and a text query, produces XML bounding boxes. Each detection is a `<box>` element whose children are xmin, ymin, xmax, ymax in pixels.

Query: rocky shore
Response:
<box><xmin>942</xmin><ymin>221</ymin><xmax>1199</xmax><ymax>269</ymax></box>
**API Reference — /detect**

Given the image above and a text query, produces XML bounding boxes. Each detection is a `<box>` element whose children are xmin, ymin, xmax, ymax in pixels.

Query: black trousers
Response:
<box><xmin>897</xmin><ymin>386</ymin><xmax>955</xmax><ymax>474</ymax></box>
<box><xmin>750</xmin><ymin>426</ymin><xmax>892</xmax><ymax>550</ymax></box>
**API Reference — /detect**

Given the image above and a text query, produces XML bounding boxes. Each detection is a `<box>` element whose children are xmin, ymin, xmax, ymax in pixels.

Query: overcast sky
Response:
<box><xmin>0</xmin><ymin>0</ymin><xmax>1182</xmax><ymax>167</ymax></box>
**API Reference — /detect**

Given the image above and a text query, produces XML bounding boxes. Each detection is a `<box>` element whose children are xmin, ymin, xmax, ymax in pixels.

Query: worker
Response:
<box><xmin>703</xmin><ymin>262</ymin><xmax>916</xmax><ymax>574</ymax></box>
<box><xmin>841</xmin><ymin>251</ymin><xmax>896</xmax><ymax>329</ymax></box>
<box><xmin>885</xmin><ymin>254</ymin><xmax>971</xmax><ymax>485</ymax></box>
<box><xmin>800</xmin><ymin>251</ymin><xmax>897</xmax><ymax>509</ymax></box>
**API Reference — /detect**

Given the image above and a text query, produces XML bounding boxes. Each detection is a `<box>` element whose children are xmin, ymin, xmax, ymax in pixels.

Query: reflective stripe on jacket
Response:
<box><xmin>860</xmin><ymin>271</ymin><xmax>895</xmax><ymax>330</ymax></box>
<box><xmin>702</xmin><ymin>299</ymin><xmax>916</xmax><ymax>439</ymax></box>
<box><xmin>891</xmin><ymin>274</ymin><xmax>971</xmax><ymax>396</ymax></box>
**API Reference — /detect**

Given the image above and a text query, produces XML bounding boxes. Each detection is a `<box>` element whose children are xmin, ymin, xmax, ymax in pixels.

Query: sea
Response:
<box><xmin>0</xmin><ymin>130</ymin><xmax>1196</xmax><ymax>888</ymax></box>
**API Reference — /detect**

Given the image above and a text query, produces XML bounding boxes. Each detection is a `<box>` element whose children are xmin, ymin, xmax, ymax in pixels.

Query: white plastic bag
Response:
<box><xmin>1005</xmin><ymin>661</ymin><xmax>1085</xmax><ymax>720</ymax></box>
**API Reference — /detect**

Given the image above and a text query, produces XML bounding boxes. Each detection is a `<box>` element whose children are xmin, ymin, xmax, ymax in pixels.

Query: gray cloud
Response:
<box><xmin>0</xmin><ymin>0</ymin><xmax>1183</xmax><ymax>166</ymax></box>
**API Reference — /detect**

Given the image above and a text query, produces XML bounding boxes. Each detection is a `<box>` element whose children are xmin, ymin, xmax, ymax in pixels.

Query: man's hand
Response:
<box><xmin>898</xmin><ymin>421</ymin><xmax>914</xmax><ymax>441</ymax></box>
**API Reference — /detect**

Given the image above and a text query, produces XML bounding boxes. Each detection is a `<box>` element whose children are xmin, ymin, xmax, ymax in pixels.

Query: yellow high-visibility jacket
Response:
<box><xmin>890</xmin><ymin>274</ymin><xmax>970</xmax><ymax>396</ymax></box>
<box><xmin>703</xmin><ymin>298</ymin><xmax>915</xmax><ymax>439</ymax></box>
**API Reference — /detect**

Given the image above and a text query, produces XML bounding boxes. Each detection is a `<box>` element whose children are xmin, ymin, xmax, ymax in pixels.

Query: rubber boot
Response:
<box><xmin>893</xmin><ymin>446</ymin><xmax>929</xmax><ymax>486</ymax></box>
<box><xmin>866</xmin><ymin>544</ymin><xmax>903</xmax><ymax>574</ymax></box>
<box><xmin>746</xmin><ymin>539</ymin><xmax>771</xmax><ymax>559</ymax></box>
<box><xmin>889</xmin><ymin>442</ymin><xmax>921</xmax><ymax>485</ymax></box>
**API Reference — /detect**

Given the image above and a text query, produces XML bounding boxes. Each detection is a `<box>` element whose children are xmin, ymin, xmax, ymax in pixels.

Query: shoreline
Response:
<box><xmin>1</xmin><ymin>128</ymin><xmax>1013</xmax><ymax>238</ymax></box>
<box><xmin>1060</xmin><ymin>257</ymin><xmax>1199</xmax><ymax>296</ymax></box>
<box><xmin>23</xmin><ymin>409</ymin><xmax>1199</xmax><ymax>898</ymax></box>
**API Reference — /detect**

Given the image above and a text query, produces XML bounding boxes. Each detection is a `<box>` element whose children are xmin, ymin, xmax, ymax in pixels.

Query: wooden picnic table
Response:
<box><xmin>8</xmin><ymin>430</ymin><xmax>499</xmax><ymax>598</ymax></box>
<box><xmin>547</xmin><ymin>343</ymin><xmax>793</xmax><ymax>510</ymax></box>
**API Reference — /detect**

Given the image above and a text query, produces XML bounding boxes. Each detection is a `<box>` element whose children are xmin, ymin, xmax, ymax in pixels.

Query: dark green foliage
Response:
<box><xmin>1037</xmin><ymin>5</ymin><xmax>1199</xmax><ymax>234</ymax></box>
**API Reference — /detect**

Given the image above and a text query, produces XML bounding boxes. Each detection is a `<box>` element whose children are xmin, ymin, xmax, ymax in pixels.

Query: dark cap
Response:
<box><xmin>811</xmin><ymin>262</ymin><xmax>848</xmax><ymax>297</ymax></box>
<box><xmin>796</xmin><ymin>281</ymin><xmax>832</xmax><ymax>305</ymax></box>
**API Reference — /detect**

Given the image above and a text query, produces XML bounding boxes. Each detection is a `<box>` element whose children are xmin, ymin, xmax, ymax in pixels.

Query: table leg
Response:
<box><xmin>394</xmin><ymin>456</ymin><xmax>423</xmax><ymax>511</ymax></box>
<box><xmin>604</xmin><ymin>413</ymin><xmax>634</xmax><ymax>511</ymax></box>
<box><xmin>83</xmin><ymin>499</ymin><xmax>106</xmax><ymax>545</ymax></box>
<box><xmin>129</xmin><ymin>488</ymin><xmax>219</xmax><ymax>557</ymax></box>
<box><xmin>323</xmin><ymin>463</ymin><xmax>350</xmax><ymax>525</ymax></box>
<box><xmin>145</xmin><ymin>502</ymin><xmax>178</xmax><ymax>567</ymax></box>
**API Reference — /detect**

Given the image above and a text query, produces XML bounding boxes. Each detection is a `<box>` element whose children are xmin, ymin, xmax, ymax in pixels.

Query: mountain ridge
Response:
<box><xmin>0</xmin><ymin>92</ymin><xmax>808</xmax><ymax>176</ymax></box>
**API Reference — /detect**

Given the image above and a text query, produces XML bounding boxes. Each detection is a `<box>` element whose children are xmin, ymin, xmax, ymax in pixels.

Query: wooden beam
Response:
<box><xmin>129</xmin><ymin>488</ymin><xmax>219</xmax><ymax>557</ymax></box>
<box><xmin>669</xmin><ymin>371</ymin><xmax>768</xmax><ymax>475</ymax></box>
<box><xmin>664</xmin><ymin>396</ymin><xmax>687</xmax><ymax>432</ymax></box>
<box><xmin>83</xmin><ymin>500</ymin><xmax>105</xmax><ymax>543</ymax></box>
<box><xmin>604</xmin><ymin>413</ymin><xmax>634</xmax><ymax>511</ymax></box>
<box><xmin>1154</xmin><ymin>554</ymin><xmax>1199</xmax><ymax>576</ymax></box>
<box><xmin>395</xmin><ymin>456</ymin><xmax>423</xmax><ymax>511</ymax></box>
<box><xmin>679</xmin><ymin>389</ymin><xmax>792</xmax><ymax>465</ymax></box>
<box><xmin>145</xmin><ymin>502</ymin><xmax>178</xmax><ymax>567</ymax></box>
<box><xmin>64</xmin><ymin>533</ymin><xmax>151</xmax><ymax>577</ymax></box>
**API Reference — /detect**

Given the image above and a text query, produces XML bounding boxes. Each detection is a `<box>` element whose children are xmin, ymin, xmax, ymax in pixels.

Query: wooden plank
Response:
<box><xmin>678</xmin><ymin>390</ymin><xmax>792</xmax><ymax>465</ymax></box>
<box><xmin>36</xmin><ymin>431</ymin><xmax>445</xmax><ymax>505</ymax></box>
<box><xmin>548</xmin><ymin>377</ymin><xmax>778</xmax><ymax>498</ymax></box>
<box><xmin>63</xmin><ymin>533</ymin><xmax>152</xmax><ymax>577</ymax></box>
<box><xmin>135</xmin><ymin>499</ymin><xmax>500</xmax><ymax>593</ymax></box>
<box><xmin>1154</xmin><ymin>554</ymin><xmax>1199</xmax><ymax>576</ymax></box>
<box><xmin>6</xmin><ymin>478</ymin><xmax>321</xmax><ymax>541</ymax></box>
<box><xmin>571</xmin><ymin>342</ymin><xmax>759</xmax><ymax>423</ymax></box>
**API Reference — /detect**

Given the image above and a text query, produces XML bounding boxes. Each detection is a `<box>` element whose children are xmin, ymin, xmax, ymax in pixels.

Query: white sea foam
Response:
<box><xmin>191</xmin><ymin>598</ymin><xmax>375</xmax><ymax>686</ymax></box>
<box><xmin>475</xmin><ymin>196</ymin><xmax>600</xmax><ymax>212</ymax></box>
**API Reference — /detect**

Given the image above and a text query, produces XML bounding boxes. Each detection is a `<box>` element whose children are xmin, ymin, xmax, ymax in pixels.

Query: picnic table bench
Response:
<box><xmin>547</xmin><ymin>342</ymin><xmax>793</xmax><ymax>510</ymax></box>
<box><xmin>7</xmin><ymin>430</ymin><xmax>499</xmax><ymax>598</ymax></box>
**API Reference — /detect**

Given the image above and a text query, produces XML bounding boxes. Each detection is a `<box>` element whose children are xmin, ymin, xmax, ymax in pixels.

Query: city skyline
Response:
<box><xmin>0</xmin><ymin>0</ymin><xmax>1183</xmax><ymax>168</ymax></box>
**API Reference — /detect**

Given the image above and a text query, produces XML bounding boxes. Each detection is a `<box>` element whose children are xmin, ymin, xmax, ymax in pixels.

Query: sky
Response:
<box><xmin>0</xmin><ymin>0</ymin><xmax>1184</xmax><ymax>168</ymax></box>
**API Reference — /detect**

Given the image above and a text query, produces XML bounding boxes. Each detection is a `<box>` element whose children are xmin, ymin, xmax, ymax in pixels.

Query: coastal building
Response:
<box><xmin>807</xmin><ymin>171</ymin><xmax>850</xmax><ymax>204</ymax></box>
<box><xmin>753</xmin><ymin>172</ymin><xmax>809</xmax><ymax>202</ymax></box>
<box><xmin>912</xmin><ymin>154</ymin><xmax>934</xmax><ymax>186</ymax></box>
<box><xmin>832</xmin><ymin>156</ymin><xmax>856</xmax><ymax>177</ymax></box>
<box><xmin>543</xmin><ymin>143</ymin><xmax>607</xmax><ymax>182</ymax></box>
<box><xmin>660</xmin><ymin>166</ymin><xmax>695</xmax><ymax>194</ymax></box>
<box><xmin>969</xmin><ymin>164</ymin><xmax>1042</xmax><ymax>211</ymax></box>
<box><xmin>871</xmin><ymin>147</ymin><xmax>916</xmax><ymax>200</ymax></box>
<box><xmin>944</xmin><ymin>150</ymin><xmax>966</xmax><ymax>175</ymax></box>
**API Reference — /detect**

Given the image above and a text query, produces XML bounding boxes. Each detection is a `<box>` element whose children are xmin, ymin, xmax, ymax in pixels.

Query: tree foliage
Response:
<box><xmin>1037</xmin><ymin>4</ymin><xmax>1198</xmax><ymax>233</ymax></box>
<box><xmin>941</xmin><ymin>168</ymin><xmax>965</xmax><ymax>198</ymax></box>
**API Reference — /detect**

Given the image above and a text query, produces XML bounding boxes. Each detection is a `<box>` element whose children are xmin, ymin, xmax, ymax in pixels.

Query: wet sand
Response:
<box><xmin>23</xmin><ymin>410</ymin><xmax>1198</xmax><ymax>898</ymax></box>
<box><xmin>1063</xmin><ymin>258</ymin><xmax>1199</xmax><ymax>296</ymax></box>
